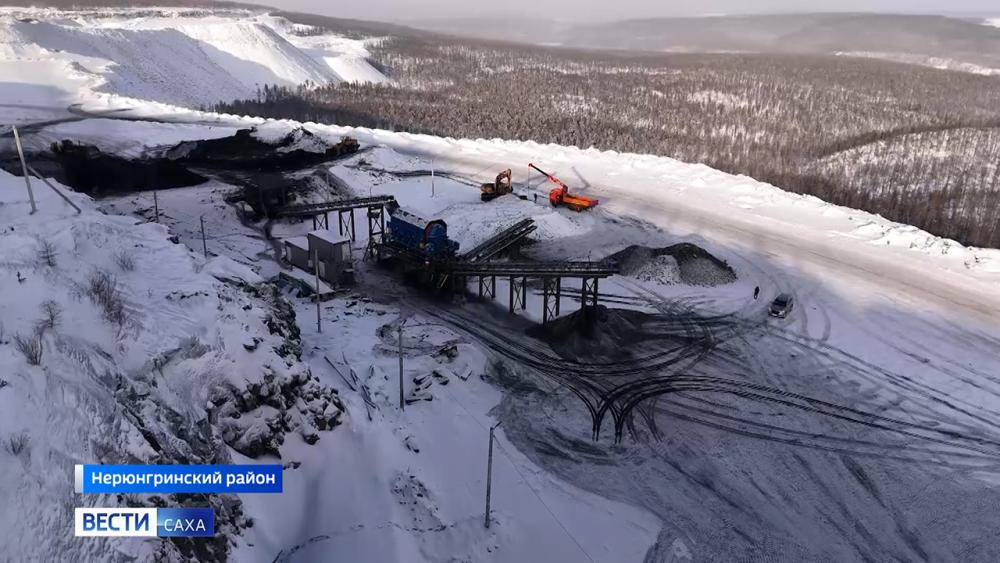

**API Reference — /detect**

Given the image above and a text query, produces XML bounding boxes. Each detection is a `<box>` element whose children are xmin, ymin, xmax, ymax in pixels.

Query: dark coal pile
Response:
<box><xmin>47</xmin><ymin>140</ymin><xmax>207</xmax><ymax>195</ymax></box>
<box><xmin>609</xmin><ymin>243</ymin><xmax>736</xmax><ymax>286</ymax></box>
<box><xmin>529</xmin><ymin>305</ymin><xmax>679</xmax><ymax>363</ymax></box>
<box><xmin>166</xmin><ymin>127</ymin><xmax>359</xmax><ymax>172</ymax></box>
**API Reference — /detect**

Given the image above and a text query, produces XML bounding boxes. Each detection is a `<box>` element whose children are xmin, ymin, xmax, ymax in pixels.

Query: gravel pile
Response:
<box><xmin>609</xmin><ymin>243</ymin><xmax>736</xmax><ymax>286</ymax></box>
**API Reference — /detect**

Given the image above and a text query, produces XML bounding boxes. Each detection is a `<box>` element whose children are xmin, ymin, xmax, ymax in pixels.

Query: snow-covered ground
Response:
<box><xmin>5</xmin><ymin>7</ymin><xmax>1000</xmax><ymax>561</ymax></box>
<box><xmin>0</xmin><ymin>168</ymin><xmax>347</xmax><ymax>561</ymax></box>
<box><xmin>0</xmin><ymin>8</ymin><xmax>388</xmax><ymax>113</ymax></box>
<box><xmin>52</xmin><ymin>126</ymin><xmax>1000</xmax><ymax>560</ymax></box>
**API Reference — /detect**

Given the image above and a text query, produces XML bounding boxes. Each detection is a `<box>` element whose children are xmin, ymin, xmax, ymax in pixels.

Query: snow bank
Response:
<box><xmin>0</xmin><ymin>9</ymin><xmax>388</xmax><ymax>112</ymax></box>
<box><xmin>32</xmin><ymin>118</ymin><xmax>238</xmax><ymax>157</ymax></box>
<box><xmin>0</xmin><ymin>169</ymin><xmax>343</xmax><ymax>561</ymax></box>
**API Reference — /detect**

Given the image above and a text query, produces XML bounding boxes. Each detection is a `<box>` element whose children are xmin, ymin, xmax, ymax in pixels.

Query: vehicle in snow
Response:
<box><xmin>769</xmin><ymin>293</ymin><xmax>794</xmax><ymax>318</ymax></box>
<box><xmin>481</xmin><ymin>168</ymin><xmax>513</xmax><ymax>201</ymax></box>
<box><xmin>529</xmin><ymin>162</ymin><xmax>599</xmax><ymax>211</ymax></box>
<box><xmin>387</xmin><ymin>206</ymin><xmax>460</xmax><ymax>258</ymax></box>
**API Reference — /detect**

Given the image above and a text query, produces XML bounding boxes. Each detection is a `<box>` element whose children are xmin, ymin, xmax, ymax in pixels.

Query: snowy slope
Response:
<box><xmin>0</xmin><ymin>9</ymin><xmax>387</xmax><ymax>111</ymax></box>
<box><xmin>0</xmin><ymin>169</ymin><xmax>344</xmax><ymax>562</ymax></box>
<box><xmin>84</xmin><ymin>16</ymin><xmax>342</xmax><ymax>90</ymax></box>
<box><xmin>286</xmin><ymin>31</ymin><xmax>390</xmax><ymax>85</ymax></box>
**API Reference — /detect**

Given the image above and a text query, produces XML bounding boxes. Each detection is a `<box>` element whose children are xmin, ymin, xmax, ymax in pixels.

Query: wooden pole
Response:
<box><xmin>314</xmin><ymin>247</ymin><xmax>322</xmax><ymax>333</ymax></box>
<box><xmin>24</xmin><ymin>164</ymin><xmax>80</xmax><ymax>214</ymax></box>
<box><xmin>485</xmin><ymin>422</ymin><xmax>501</xmax><ymax>528</ymax></box>
<box><xmin>11</xmin><ymin>126</ymin><xmax>37</xmax><ymax>214</ymax></box>
<box><xmin>398</xmin><ymin>323</ymin><xmax>405</xmax><ymax>411</ymax></box>
<box><xmin>200</xmin><ymin>215</ymin><xmax>208</xmax><ymax>258</ymax></box>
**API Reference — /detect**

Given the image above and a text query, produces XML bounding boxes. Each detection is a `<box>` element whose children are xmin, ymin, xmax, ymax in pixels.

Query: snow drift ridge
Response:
<box><xmin>0</xmin><ymin>10</ymin><xmax>388</xmax><ymax>109</ymax></box>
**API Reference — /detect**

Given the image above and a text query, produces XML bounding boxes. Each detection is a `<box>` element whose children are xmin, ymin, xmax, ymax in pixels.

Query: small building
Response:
<box><xmin>283</xmin><ymin>236</ymin><xmax>311</xmax><ymax>271</ymax></box>
<box><xmin>282</xmin><ymin>229</ymin><xmax>353</xmax><ymax>286</ymax></box>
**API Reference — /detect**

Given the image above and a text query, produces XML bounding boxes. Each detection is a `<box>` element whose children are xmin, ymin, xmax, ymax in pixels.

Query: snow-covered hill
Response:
<box><xmin>0</xmin><ymin>8</ymin><xmax>388</xmax><ymax>112</ymax></box>
<box><xmin>0</xmin><ymin>169</ymin><xmax>344</xmax><ymax>561</ymax></box>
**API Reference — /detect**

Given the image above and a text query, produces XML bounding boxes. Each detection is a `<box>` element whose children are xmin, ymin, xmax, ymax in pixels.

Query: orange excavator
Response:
<box><xmin>529</xmin><ymin>163</ymin><xmax>599</xmax><ymax>212</ymax></box>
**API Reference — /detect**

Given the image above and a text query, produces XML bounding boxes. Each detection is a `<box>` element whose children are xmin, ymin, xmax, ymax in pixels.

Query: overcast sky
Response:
<box><xmin>265</xmin><ymin>0</ymin><xmax>1000</xmax><ymax>23</ymax></box>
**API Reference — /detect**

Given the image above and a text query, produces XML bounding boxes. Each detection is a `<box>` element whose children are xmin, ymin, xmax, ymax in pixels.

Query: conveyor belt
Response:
<box><xmin>275</xmin><ymin>196</ymin><xmax>396</xmax><ymax>218</ymax></box>
<box><xmin>460</xmin><ymin>218</ymin><xmax>537</xmax><ymax>262</ymax></box>
<box><xmin>447</xmin><ymin>260</ymin><xmax>618</xmax><ymax>278</ymax></box>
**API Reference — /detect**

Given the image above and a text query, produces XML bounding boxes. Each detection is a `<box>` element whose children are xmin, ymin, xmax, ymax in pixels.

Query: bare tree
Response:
<box><xmin>13</xmin><ymin>333</ymin><xmax>43</xmax><ymax>366</ymax></box>
<box><xmin>36</xmin><ymin>300</ymin><xmax>62</xmax><ymax>334</ymax></box>
<box><xmin>87</xmin><ymin>269</ymin><xmax>128</xmax><ymax>330</ymax></box>
<box><xmin>36</xmin><ymin>237</ymin><xmax>57</xmax><ymax>268</ymax></box>
<box><xmin>113</xmin><ymin>249</ymin><xmax>136</xmax><ymax>272</ymax></box>
<box><xmin>4</xmin><ymin>432</ymin><xmax>29</xmax><ymax>457</ymax></box>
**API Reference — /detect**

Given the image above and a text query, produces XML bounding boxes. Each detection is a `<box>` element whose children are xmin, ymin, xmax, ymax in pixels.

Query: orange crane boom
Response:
<box><xmin>528</xmin><ymin>163</ymin><xmax>598</xmax><ymax>211</ymax></box>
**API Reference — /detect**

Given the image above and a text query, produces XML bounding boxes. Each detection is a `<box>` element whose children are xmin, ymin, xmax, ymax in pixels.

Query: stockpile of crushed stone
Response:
<box><xmin>608</xmin><ymin>243</ymin><xmax>736</xmax><ymax>286</ymax></box>
<box><xmin>528</xmin><ymin>305</ymin><xmax>660</xmax><ymax>362</ymax></box>
<box><xmin>166</xmin><ymin>127</ymin><xmax>359</xmax><ymax>171</ymax></box>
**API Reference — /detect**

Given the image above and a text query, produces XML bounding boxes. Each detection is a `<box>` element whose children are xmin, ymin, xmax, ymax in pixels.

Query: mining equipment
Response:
<box><xmin>480</xmin><ymin>168</ymin><xmax>513</xmax><ymax>201</ymax></box>
<box><xmin>387</xmin><ymin>206</ymin><xmax>460</xmax><ymax>258</ymax></box>
<box><xmin>528</xmin><ymin>163</ymin><xmax>599</xmax><ymax>211</ymax></box>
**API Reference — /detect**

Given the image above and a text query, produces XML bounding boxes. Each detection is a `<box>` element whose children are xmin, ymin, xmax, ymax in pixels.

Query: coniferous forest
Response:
<box><xmin>216</xmin><ymin>30</ymin><xmax>1000</xmax><ymax>249</ymax></box>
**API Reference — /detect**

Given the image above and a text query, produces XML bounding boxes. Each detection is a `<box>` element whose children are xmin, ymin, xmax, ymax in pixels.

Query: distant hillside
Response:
<box><xmin>0</xmin><ymin>0</ymin><xmax>429</xmax><ymax>39</ymax></box>
<box><xmin>0</xmin><ymin>0</ymin><xmax>263</xmax><ymax>8</ymax></box>
<box><xmin>413</xmin><ymin>17</ymin><xmax>573</xmax><ymax>45</ymax></box>
<box><xmin>272</xmin><ymin>10</ymin><xmax>432</xmax><ymax>40</ymax></box>
<box><xmin>413</xmin><ymin>13</ymin><xmax>1000</xmax><ymax>72</ymax></box>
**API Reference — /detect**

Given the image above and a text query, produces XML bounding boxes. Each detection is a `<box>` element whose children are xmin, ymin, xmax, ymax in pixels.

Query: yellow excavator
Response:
<box><xmin>480</xmin><ymin>169</ymin><xmax>513</xmax><ymax>201</ymax></box>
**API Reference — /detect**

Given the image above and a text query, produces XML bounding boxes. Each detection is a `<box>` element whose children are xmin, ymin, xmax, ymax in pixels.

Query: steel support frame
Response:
<box><xmin>581</xmin><ymin>277</ymin><xmax>599</xmax><ymax>309</ymax></box>
<box><xmin>312</xmin><ymin>213</ymin><xmax>331</xmax><ymax>231</ymax></box>
<box><xmin>478</xmin><ymin>275</ymin><xmax>496</xmax><ymax>300</ymax></box>
<box><xmin>338</xmin><ymin>209</ymin><xmax>357</xmax><ymax>241</ymax></box>
<box><xmin>508</xmin><ymin>276</ymin><xmax>526</xmax><ymax>314</ymax></box>
<box><xmin>365</xmin><ymin>205</ymin><xmax>386</xmax><ymax>262</ymax></box>
<box><xmin>542</xmin><ymin>276</ymin><xmax>562</xmax><ymax>324</ymax></box>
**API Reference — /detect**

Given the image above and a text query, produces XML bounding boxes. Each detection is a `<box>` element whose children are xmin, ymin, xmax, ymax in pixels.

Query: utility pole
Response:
<box><xmin>11</xmin><ymin>126</ymin><xmax>37</xmax><ymax>214</ymax></box>
<box><xmin>153</xmin><ymin>191</ymin><xmax>159</xmax><ymax>223</ymax></box>
<box><xmin>314</xmin><ymin>247</ymin><xmax>322</xmax><ymax>333</ymax></box>
<box><xmin>397</xmin><ymin>322</ymin><xmax>405</xmax><ymax>411</ymax></box>
<box><xmin>199</xmin><ymin>215</ymin><xmax>208</xmax><ymax>258</ymax></box>
<box><xmin>485</xmin><ymin>421</ymin><xmax>502</xmax><ymax>529</ymax></box>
